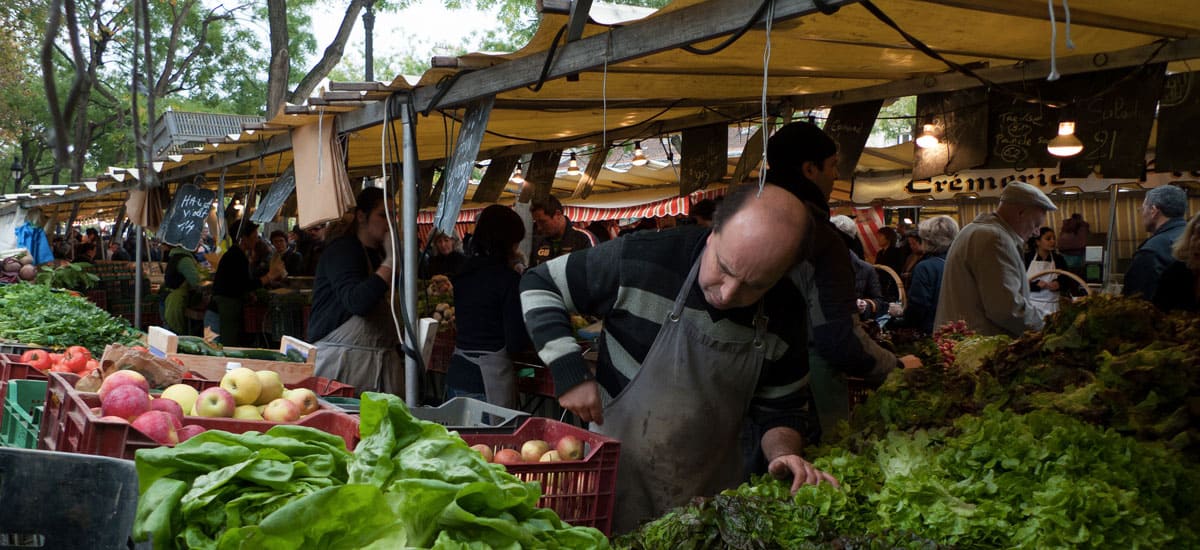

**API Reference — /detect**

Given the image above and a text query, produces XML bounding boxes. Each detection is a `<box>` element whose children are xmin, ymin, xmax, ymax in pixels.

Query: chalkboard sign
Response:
<box><xmin>250</xmin><ymin>164</ymin><xmax>296</xmax><ymax>223</ymax></box>
<box><xmin>913</xmin><ymin>88</ymin><xmax>989</xmax><ymax>180</ymax></box>
<box><xmin>1155</xmin><ymin>71</ymin><xmax>1200</xmax><ymax>173</ymax></box>
<box><xmin>984</xmin><ymin>94</ymin><xmax>1057</xmax><ymax>170</ymax></box>
<box><xmin>158</xmin><ymin>183</ymin><xmax>216</xmax><ymax>250</ymax></box>
<box><xmin>1059</xmin><ymin>64</ymin><xmax>1165</xmax><ymax>178</ymax></box>
<box><xmin>824</xmin><ymin>99</ymin><xmax>883</xmax><ymax>182</ymax></box>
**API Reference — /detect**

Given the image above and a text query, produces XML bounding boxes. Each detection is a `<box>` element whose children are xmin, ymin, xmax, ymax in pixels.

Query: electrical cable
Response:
<box><xmin>528</xmin><ymin>25</ymin><xmax>569</xmax><ymax>92</ymax></box>
<box><xmin>681</xmin><ymin>0</ymin><xmax>771</xmax><ymax>56</ymax></box>
<box><xmin>758</xmin><ymin>0</ymin><xmax>774</xmax><ymax>192</ymax></box>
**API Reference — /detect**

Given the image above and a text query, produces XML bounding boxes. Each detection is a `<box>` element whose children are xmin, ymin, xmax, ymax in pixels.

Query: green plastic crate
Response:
<box><xmin>1</xmin><ymin>379</ymin><xmax>47</xmax><ymax>449</ymax></box>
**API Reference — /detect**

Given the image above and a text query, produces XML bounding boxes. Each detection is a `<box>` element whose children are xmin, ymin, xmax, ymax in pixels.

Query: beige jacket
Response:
<box><xmin>934</xmin><ymin>212</ymin><xmax>1043</xmax><ymax>336</ymax></box>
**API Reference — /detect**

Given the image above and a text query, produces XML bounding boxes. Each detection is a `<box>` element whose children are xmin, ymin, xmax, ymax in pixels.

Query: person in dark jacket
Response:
<box><xmin>309</xmin><ymin>187</ymin><xmax>403</xmax><ymax>395</ymax></box>
<box><xmin>1058</xmin><ymin>213</ymin><xmax>1089</xmax><ymax>275</ymax></box>
<box><xmin>1152</xmin><ymin>212</ymin><xmax>1200</xmax><ymax>313</ymax></box>
<box><xmin>420</xmin><ymin>230</ymin><xmax>467</xmax><ymax>279</ymax></box>
<box><xmin>830</xmin><ymin>215</ymin><xmax>884</xmax><ymax>320</ymax></box>
<box><xmin>446</xmin><ymin>205</ymin><xmax>532</xmax><ymax>408</ymax></box>
<box><xmin>765</xmin><ymin>121</ymin><xmax>921</xmax><ymax>444</ymax></box>
<box><xmin>530</xmin><ymin>195</ymin><xmax>596</xmax><ymax>266</ymax></box>
<box><xmin>1125</xmin><ymin>185</ymin><xmax>1189</xmax><ymax>300</ymax></box>
<box><xmin>205</xmin><ymin>221</ymin><xmax>284</xmax><ymax>345</ymax></box>
<box><xmin>888</xmin><ymin>216</ymin><xmax>959</xmax><ymax>335</ymax></box>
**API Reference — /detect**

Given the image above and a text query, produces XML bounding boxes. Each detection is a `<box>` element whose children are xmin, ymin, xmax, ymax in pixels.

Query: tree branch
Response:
<box><xmin>162</xmin><ymin>6</ymin><xmax>235</xmax><ymax>95</ymax></box>
<box><xmin>288</xmin><ymin>0</ymin><xmax>370</xmax><ymax>105</ymax></box>
<box><xmin>266</xmin><ymin>0</ymin><xmax>290</xmax><ymax>117</ymax></box>
<box><xmin>41</xmin><ymin>0</ymin><xmax>68</xmax><ymax>171</ymax></box>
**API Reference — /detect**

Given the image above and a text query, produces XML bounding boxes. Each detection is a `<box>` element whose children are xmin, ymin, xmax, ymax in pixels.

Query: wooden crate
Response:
<box><xmin>150</xmin><ymin>327</ymin><xmax>318</xmax><ymax>384</ymax></box>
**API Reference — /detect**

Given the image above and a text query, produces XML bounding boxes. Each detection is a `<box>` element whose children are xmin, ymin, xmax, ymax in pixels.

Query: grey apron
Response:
<box><xmin>451</xmin><ymin>347</ymin><xmax>519</xmax><ymax>409</ymax></box>
<box><xmin>593</xmin><ymin>255</ymin><xmax>767</xmax><ymax>535</ymax></box>
<box><xmin>313</xmin><ymin>298</ymin><xmax>403</xmax><ymax>396</ymax></box>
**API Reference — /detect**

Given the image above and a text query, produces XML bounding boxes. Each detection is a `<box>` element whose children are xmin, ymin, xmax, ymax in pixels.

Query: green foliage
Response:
<box><xmin>0</xmin><ymin>282</ymin><xmax>142</xmax><ymax>354</ymax></box>
<box><xmin>34</xmin><ymin>262</ymin><xmax>100</xmax><ymax>290</ymax></box>
<box><xmin>869</xmin><ymin>96</ymin><xmax>916</xmax><ymax>146</ymax></box>
<box><xmin>133</xmin><ymin>393</ymin><xmax>609</xmax><ymax>548</ymax></box>
<box><xmin>619</xmin><ymin>408</ymin><xmax>1200</xmax><ymax>549</ymax></box>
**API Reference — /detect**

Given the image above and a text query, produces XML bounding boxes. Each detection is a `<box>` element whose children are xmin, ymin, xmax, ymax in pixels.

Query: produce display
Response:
<box><xmin>471</xmin><ymin>434</ymin><xmax>586</xmax><ymax>464</ymax></box>
<box><xmin>133</xmin><ymin>393</ymin><xmax>609</xmax><ymax>549</ymax></box>
<box><xmin>1</xmin><ymin>253</ymin><xmax>37</xmax><ymax>283</ymax></box>
<box><xmin>18</xmin><ymin>345</ymin><xmax>99</xmax><ymax>377</ymax></box>
<box><xmin>0</xmin><ymin>282</ymin><xmax>142</xmax><ymax>355</ymax></box>
<box><xmin>175</xmin><ymin>335</ymin><xmax>308</xmax><ymax>363</ymax></box>
<box><xmin>619</xmin><ymin>296</ymin><xmax>1200</xmax><ymax>548</ymax></box>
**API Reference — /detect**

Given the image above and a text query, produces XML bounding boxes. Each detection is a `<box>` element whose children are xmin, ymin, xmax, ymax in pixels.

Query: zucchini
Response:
<box><xmin>237</xmin><ymin>349</ymin><xmax>290</xmax><ymax>362</ymax></box>
<box><xmin>284</xmin><ymin>348</ymin><xmax>307</xmax><ymax>363</ymax></box>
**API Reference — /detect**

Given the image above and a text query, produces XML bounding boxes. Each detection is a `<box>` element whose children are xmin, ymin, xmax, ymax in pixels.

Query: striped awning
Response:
<box><xmin>416</xmin><ymin>185</ymin><xmax>729</xmax><ymax>226</ymax></box>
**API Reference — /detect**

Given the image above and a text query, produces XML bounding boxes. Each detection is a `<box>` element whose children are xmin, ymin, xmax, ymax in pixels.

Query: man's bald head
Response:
<box><xmin>699</xmin><ymin>185</ymin><xmax>809</xmax><ymax>310</ymax></box>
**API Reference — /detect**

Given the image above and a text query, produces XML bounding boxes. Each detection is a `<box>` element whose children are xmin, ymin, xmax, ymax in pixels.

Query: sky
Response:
<box><xmin>308</xmin><ymin>0</ymin><xmax>502</xmax><ymax>80</ymax></box>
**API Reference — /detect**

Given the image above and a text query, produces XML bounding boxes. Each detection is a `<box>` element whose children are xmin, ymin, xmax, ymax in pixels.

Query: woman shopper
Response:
<box><xmin>888</xmin><ymin>216</ymin><xmax>959</xmax><ymax>335</ymax></box>
<box><xmin>161</xmin><ymin>244</ymin><xmax>204</xmax><ymax>336</ymax></box>
<box><xmin>308</xmin><ymin>187</ymin><xmax>404</xmax><ymax>395</ymax></box>
<box><xmin>445</xmin><ymin>205</ymin><xmax>532</xmax><ymax>408</ymax></box>
<box><xmin>1152</xmin><ymin>212</ymin><xmax>1200</xmax><ymax>313</ymax></box>
<box><xmin>1023</xmin><ymin>227</ymin><xmax>1081</xmax><ymax>320</ymax></box>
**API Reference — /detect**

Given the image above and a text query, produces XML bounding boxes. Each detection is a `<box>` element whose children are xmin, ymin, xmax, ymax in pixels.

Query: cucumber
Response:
<box><xmin>237</xmin><ymin>349</ymin><xmax>290</xmax><ymax>362</ymax></box>
<box><xmin>284</xmin><ymin>348</ymin><xmax>307</xmax><ymax>363</ymax></box>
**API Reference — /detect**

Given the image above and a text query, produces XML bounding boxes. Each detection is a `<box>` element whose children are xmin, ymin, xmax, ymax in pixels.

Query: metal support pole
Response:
<box><xmin>134</xmin><ymin>226</ymin><xmax>143</xmax><ymax>330</ymax></box>
<box><xmin>1104</xmin><ymin>184</ymin><xmax>1120</xmax><ymax>292</ymax></box>
<box><xmin>400</xmin><ymin>104</ymin><xmax>420</xmax><ymax>407</ymax></box>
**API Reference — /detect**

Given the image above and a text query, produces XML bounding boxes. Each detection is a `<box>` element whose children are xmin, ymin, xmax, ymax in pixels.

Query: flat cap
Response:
<box><xmin>999</xmin><ymin>181</ymin><xmax>1057</xmax><ymax>211</ymax></box>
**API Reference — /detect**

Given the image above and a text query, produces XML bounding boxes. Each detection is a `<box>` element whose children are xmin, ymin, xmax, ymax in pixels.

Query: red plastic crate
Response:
<box><xmin>243</xmin><ymin>304</ymin><xmax>269</xmax><ymax>334</ymax></box>
<box><xmin>0</xmin><ymin>355</ymin><xmax>48</xmax><ymax>432</ymax></box>
<box><xmin>460</xmin><ymin>418</ymin><xmax>619</xmax><ymax>535</ymax></box>
<box><xmin>181</xmin><ymin>375</ymin><xmax>355</xmax><ymax>397</ymax></box>
<box><xmin>38</xmin><ymin>372</ymin><xmax>360</xmax><ymax>460</ymax></box>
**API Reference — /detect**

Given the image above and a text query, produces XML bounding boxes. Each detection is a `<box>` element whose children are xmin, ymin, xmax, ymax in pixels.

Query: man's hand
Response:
<box><xmin>767</xmin><ymin>454</ymin><xmax>839</xmax><ymax>493</ymax></box>
<box><xmin>559</xmin><ymin>380</ymin><xmax>604</xmax><ymax>425</ymax></box>
<box><xmin>899</xmin><ymin>354</ymin><xmax>922</xmax><ymax>369</ymax></box>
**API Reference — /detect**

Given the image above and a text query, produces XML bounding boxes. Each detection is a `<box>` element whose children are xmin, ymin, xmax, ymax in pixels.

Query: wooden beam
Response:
<box><xmin>522</xmin><ymin>149</ymin><xmax>563</xmax><ymax>204</ymax></box>
<box><xmin>572</xmin><ymin>145</ymin><xmax>610</xmax><ymax>199</ymax></box>
<box><xmin>472</xmin><ymin>156</ymin><xmax>519</xmax><ymax>203</ymax></box>
<box><xmin>919</xmin><ymin>0</ymin><xmax>1198</xmax><ymax>39</ymax></box>
<box><xmin>159</xmin><ymin>134</ymin><xmax>293</xmax><ymax>184</ymax></box>
<box><xmin>791</xmin><ymin>37</ymin><xmax>1200</xmax><ymax>109</ymax></box>
<box><xmin>477</xmin><ymin>104</ymin><xmax>760</xmax><ymax>162</ymax></box>
<box><xmin>409</xmin><ymin>0</ymin><xmax>862</xmax><ymax>113</ymax></box>
<box><xmin>565</xmin><ymin>0</ymin><xmax>594</xmax><ymax>43</ymax></box>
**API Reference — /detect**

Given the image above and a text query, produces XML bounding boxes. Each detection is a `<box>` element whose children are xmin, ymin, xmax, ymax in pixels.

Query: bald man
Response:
<box><xmin>521</xmin><ymin>183</ymin><xmax>836</xmax><ymax>534</ymax></box>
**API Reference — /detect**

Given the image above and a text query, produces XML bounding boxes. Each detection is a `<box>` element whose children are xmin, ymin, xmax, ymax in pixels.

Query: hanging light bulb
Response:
<box><xmin>566</xmin><ymin>152</ymin><xmax>581</xmax><ymax>176</ymax></box>
<box><xmin>1047</xmin><ymin>121</ymin><xmax>1084</xmax><ymax>157</ymax></box>
<box><xmin>631</xmin><ymin>141</ymin><xmax>648</xmax><ymax>166</ymax></box>
<box><xmin>509</xmin><ymin>164</ymin><xmax>525</xmax><ymax>185</ymax></box>
<box><xmin>915</xmin><ymin>124</ymin><xmax>940</xmax><ymax>149</ymax></box>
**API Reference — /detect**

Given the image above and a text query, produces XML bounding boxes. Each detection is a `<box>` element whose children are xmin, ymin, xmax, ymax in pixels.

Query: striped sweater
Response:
<box><xmin>519</xmin><ymin>226</ymin><xmax>811</xmax><ymax>433</ymax></box>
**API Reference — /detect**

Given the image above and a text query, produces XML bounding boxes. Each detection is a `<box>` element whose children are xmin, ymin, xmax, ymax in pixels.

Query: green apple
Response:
<box><xmin>220</xmin><ymin>367</ymin><xmax>262</xmax><ymax>406</ymax></box>
<box><xmin>160</xmin><ymin>384</ymin><xmax>200</xmax><ymax>416</ymax></box>
<box><xmin>233</xmin><ymin>404</ymin><xmax>264</xmax><ymax>420</ymax></box>
<box><xmin>254</xmin><ymin>370</ymin><xmax>285</xmax><ymax>405</ymax></box>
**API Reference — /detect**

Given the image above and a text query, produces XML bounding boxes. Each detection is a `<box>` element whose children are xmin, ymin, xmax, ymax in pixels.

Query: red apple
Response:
<box><xmin>494</xmin><ymin>448</ymin><xmax>524</xmax><ymax>465</ymax></box>
<box><xmin>470</xmin><ymin>444</ymin><xmax>494</xmax><ymax>462</ymax></box>
<box><xmin>101</xmin><ymin>384</ymin><xmax>151</xmax><ymax>421</ymax></box>
<box><xmin>194</xmin><ymin>387</ymin><xmax>237</xmax><ymax>418</ymax></box>
<box><xmin>150</xmin><ymin>398</ymin><xmax>184</xmax><ymax>429</ymax></box>
<box><xmin>262</xmin><ymin>398</ymin><xmax>302</xmax><ymax>422</ymax></box>
<box><xmin>283</xmin><ymin>388</ymin><xmax>319</xmax><ymax>415</ymax></box>
<box><xmin>98</xmin><ymin>370</ymin><xmax>149</xmax><ymax>400</ymax></box>
<box><xmin>98</xmin><ymin>416</ymin><xmax>130</xmax><ymax>424</ymax></box>
<box><xmin>131</xmin><ymin>411</ymin><xmax>179</xmax><ymax>445</ymax></box>
<box><xmin>555</xmin><ymin>435</ymin><xmax>585</xmax><ymax>460</ymax></box>
<box><xmin>176</xmin><ymin>424</ymin><xmax>207</xmax><ymax>442</ymax></box>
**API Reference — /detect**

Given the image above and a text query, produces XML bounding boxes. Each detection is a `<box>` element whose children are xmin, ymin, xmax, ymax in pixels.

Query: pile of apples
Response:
<box><xmin>166</xmin><ymin>367</ymin><xmax>321</xmax><ymax>423</ymax></box>
<box><xmin>92</xmin><ymin>370</ymin><xmax>201</xmax><ymax>445</ymax></box>
<box><xmin>90</xmin><ymin>367</ymin><xmax>322</xmax><ymax>446</ymax></box>
<box><xmin>471</xmin><ymin>435</ymin><xmax>585</xmax><ymax>465</ymax></box>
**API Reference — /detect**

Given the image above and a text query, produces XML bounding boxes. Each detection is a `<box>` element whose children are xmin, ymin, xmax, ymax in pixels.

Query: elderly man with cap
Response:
<box><xmin>935</xmin><ymin>182</ymin><xmax>1057</xmax><ymax>336</ymax></box>
<box><xmin>1124</xmin><ymin>185</ymin><xmax>1189</xmax><ymax>301</ymax></box>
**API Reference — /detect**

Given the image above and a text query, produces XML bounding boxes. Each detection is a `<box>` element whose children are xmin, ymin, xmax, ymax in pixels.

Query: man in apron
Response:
<box><xmin>521</xmin><ymin>184</ymin><xmax>837</xmax><ymax>535</ymax></box>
